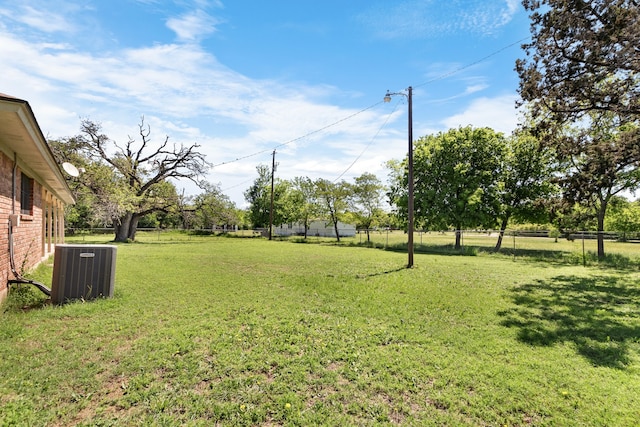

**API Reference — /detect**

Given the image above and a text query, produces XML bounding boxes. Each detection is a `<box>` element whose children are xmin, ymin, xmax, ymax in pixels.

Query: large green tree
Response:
<box><xmin>556</xmin><ymin>114</ymin><xmax>640</xmax><ymax>256</ymax></box>
<box><xmin>517</xmin><ymin>0</ymin><xmax>640</xmax><ymax>258</ymax></box>
<box><xmin>244</xmin><ymin>165</ymin><xmax>298</xmax><ymax>230</ymax></box>
<box><xmin>290</xmin><ymin>176</ymin><xmax>320</xmax><ymax>238</ymax></box>
<box><xmin>273</xmin><ymin>180</ymin><xmax>303</xmax><ymax>230</ymax></box>
<box><xmin>60</xmin><ymin>118</ymin><xmax>209</xmax><ymax>241</ymax></box>
<box><xmin>605</xmin><ymin>197</ymin><xmax>640</xmax><ymax>240</ymax></box>
<box><xmin>49</xmin><ymin>136</ymin><xmax>107</xmax><ymax>229</ymax></box>
<box><xmin>314</xmin><ymin>178</ymin><xmax>350</xmax><ymax>242</ymax></box>
<box><xmin>193</xmin><ymin>182</ymin><xmax>239</xmax><ymax>230</ymax></box>
<box><xmin>349</xmin><ymin>173</ymin><xmax>386</xmax><ymax>242</ymax></box>
<box><xmin>494</xmin><ymin>130</ymin><xmax>558</xmax><ymax>251</ymax></box>
<box><xmin>517</xmin><ymin>0</ymin><xmax>639</xmax><ymax>121</ymax></box>
<box><xmin>385</xmin><ymin>159</ymin><xmax>405</xmax><ymax>224</ymax></box>
<box><xmin>244</xmin><ymin>165</ymin><xmax>272</xmax><ymax>228</ymax></box>
<box><xmin>412</xmin><ymin>126</ymin><xmax>506</xmax><ymax>250</ymax></box>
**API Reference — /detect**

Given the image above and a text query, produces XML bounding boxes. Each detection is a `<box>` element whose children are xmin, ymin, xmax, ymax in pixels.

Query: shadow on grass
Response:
<box><xmin>345</xmin><ymin>239</ymin><xmax>561</xmax><ymax>260</ymax></box>
<box><xmin>347</xmin><ymin>240</ymin><xmax>640</xmax><ymax>270</ymax></box>
<box><xmin>341</xmin><ymin>241</ymin><xmax>482</xmax><ymax>257</ymax></box>
<box><xmin>480</xmin><ymin>246</ymin><xmax>640</xmax><ymax>270</ymax></box>
<box><xmin>356</xmin><ymin>266</ymin><xmax>408</xmax><ymax>278</ymax></box>
<box><xmin>499</xmin><ymin>274</ymin><xmax>640</xmax><ymax>368</ymax></box>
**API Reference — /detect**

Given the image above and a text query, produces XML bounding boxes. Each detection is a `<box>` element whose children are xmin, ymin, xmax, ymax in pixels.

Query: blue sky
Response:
<box><xmin>0</xmin><ymin>0</ymin><xmax>530</xmax><ymax>206</ymax></box>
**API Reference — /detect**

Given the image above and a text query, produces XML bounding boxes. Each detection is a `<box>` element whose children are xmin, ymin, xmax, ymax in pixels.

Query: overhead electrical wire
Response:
<box><xmin>213</xmin><ymin>36</ymin><xmax>529</xmax><ymax>185</ymax></box>
<box><xmin>211</xmin><ymin>100</ymin><xmax>384</xmax><ymax>169</ymax></box>
<box><xmin>330</xmin><ymin>36</ymin><xmax>530</xmax><ymax>181</ymax></box>
<box><xmin>413</xmin><ymin>36</ymin><xmax>530</xmax><ymax>90</ymax></box>
<box><xmin>333</xmin><ymin>97</ymin><xmax>403</xmax><ymax>182</ymax></box>
<box><xmin>222</xmin><ymin>176</ymin><xmax>255</xmax><ymax>193</ymax></box>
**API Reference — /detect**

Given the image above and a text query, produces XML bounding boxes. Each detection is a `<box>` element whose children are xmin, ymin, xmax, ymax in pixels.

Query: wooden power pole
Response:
<box><xmin>268</xmin><ymin>150</ymin><xmax>276</xmax><ymax>240</ymax></box>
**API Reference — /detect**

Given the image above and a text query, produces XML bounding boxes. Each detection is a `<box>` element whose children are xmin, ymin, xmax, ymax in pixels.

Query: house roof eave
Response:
<box><xmin>0</xmin><ymin>94</ymin><xmax>75</xmax><ymax>205</ymax></box>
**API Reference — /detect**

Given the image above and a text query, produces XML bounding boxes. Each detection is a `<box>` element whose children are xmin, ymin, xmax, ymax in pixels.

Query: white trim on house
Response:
<box><xmin>0</xmin><ymin>94</ymin><xmax>74</xmax><ymax>205</ymax></box>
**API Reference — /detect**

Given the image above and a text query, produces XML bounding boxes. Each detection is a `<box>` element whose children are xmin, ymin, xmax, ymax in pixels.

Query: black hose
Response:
<box><xmin>7</xmin><ymin>278</ymin><xmax>51</xmax><ymax>296</ymax></box>
<box><xmin>7</xmin><ymin>153</ymin><xmax>50</xmax><ymax>297</ymax></box>
<box><xmin>7</xmin><ymin>220</ymin><xmax>51</xmax><ymax>297</ymax></box>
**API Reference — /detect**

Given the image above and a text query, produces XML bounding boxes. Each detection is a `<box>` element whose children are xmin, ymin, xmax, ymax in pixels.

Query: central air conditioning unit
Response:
<box><xmin>51</xmin><ymin>244</ymin><xmax>117</xmax><ymax>304</ymax></box>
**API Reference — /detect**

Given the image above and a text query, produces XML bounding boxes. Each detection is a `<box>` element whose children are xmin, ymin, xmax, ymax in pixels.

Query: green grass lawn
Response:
<box><xmin>1</xmin><ymin>233</ymin><xmax>640</xmax><ymax>426</ymax></box>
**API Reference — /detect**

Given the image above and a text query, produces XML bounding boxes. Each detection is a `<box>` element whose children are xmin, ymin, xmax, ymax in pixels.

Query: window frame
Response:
<box><xmin>20</xmin><ymin>172</ymin><xmax>34</xmax><ymax>216</ymax></box>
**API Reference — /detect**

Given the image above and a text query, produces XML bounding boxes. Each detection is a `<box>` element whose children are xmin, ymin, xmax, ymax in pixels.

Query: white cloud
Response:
<box><xmin>361</xmin><ymin>0</ymin><xmax>521</xmax><ymax>39</ymax></box>
<box><xmin>441</xmin><ymin>94</ymin><xmax>519</xmax><ymax>134</ymax></box>
<box><xmin>0</xmin><ymin>19</ymin><xmax>396</xmax><ymax>205</ymax></box>
<box><xmin>0</xmin><ymin>5</ymin><xmax>74</xmax><ymax>33</ymax></box>
<box><xmin>464</xmin><ymin>84</ymin><xmax>488</xmax><ymax>95</ymax></box>
<box><xmin>503</xmin><ymin>0</ymin><xmax>520</xmax><ymax>22</ymax></box>
<box><xmin>1</xmin><ymin>1</ymin><xmax>523</xmax><ymax>206</ymax></box>
<box><xmin>166</xmin><ymin>9</ymin><xmax>221</xmax><ymax>42</ymax></box>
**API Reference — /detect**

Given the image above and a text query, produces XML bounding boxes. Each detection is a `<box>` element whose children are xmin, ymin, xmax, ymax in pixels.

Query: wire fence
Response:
<box><xmin>355</xmin><ymin>229</ymin><xmax>640</xmax><ymax>266</ymax></box>
<box><xmin>65</xmin><ymin>227</ymin><xmax>640</xmax><ymax>266</ymax></box>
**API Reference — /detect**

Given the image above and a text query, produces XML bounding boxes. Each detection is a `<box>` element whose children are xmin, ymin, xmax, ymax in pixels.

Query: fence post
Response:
<box><xmin>582</xmin><ymin>231</ymin><xmax>586</xmax><ymax>266</ymax></box>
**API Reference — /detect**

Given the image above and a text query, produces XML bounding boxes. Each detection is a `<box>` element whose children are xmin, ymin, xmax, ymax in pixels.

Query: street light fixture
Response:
<box><xmin>384</xmin><ymin>86</ymin><xmax>414</xmax><ymax>268</ymax></box>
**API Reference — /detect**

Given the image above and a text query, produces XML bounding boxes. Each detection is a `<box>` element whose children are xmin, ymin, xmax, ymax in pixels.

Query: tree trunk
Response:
<box><xmin>455</xmin><ymin>228</ymin><xmax>462</xmax><ymax>250</ymax></box>
<box><xmin>597</xmin><ymin>201</ymin><xmax>607</xmax><ymax>260</ymax></box>
<box><xmin>114</xmin><ymin>212</ymin><xmax>133</xmax><ymax>242</ymax></box>
<box><xmin>333</xmin><ymin>219</ymin><xmax>340</xmax><ymax>242</ymax></box>
<box><xmin>494</xmin><ymin>215</ymin><xmax>510</xmax><ymax>252</ymax></box>
<box><xmin>114</xmin><ymin>212</ymin><xmax>143</xmax><ymax>242</ymax></box>
<box><xmin>366</xmin><ymin>228</ymin><xmax>371</xmax><ymax>242</ymax></box>
<box><xmin>128</xmin><ymin>213</ymin><xmax>141</xmax><ymax>241</ymax></box>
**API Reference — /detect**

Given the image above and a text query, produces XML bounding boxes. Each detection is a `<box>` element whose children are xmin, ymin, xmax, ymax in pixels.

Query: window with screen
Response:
<box><xmin>20</xmin><ymin>172</ymin><xmax>33</xmax><ymax>215</ymax></box>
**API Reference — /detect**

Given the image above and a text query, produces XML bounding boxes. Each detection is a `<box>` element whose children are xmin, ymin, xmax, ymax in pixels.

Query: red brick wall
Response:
<box><xmin>0</xmin><ymin>151</ymin><xmax>11</xmax><ymax>300</ymax></box>
<box><xmin>0</xmin><ymin>150</ymin><xmax>45</xmax><ymax>300</ymax></box>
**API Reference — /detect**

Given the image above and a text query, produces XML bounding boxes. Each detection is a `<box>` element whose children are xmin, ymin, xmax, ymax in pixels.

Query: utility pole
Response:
<box><xmin>406</xmin><ymin>86</ymin><xmax>414</xmax><ymax>268</ymax></box>
<box><xmin>384</xmin><ymin>86</ymin><xmax>414</xmax><ymax>268</ymax></box>
<box><xmin>268</xmin><ymin>150</ymin><xmax>276</xmax><ymax>240</ymax></box>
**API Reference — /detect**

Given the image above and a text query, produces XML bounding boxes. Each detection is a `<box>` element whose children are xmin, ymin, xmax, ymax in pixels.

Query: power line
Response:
<box><xmin>413</xmin><ymin>36</ymin><xmax>530</xmax><ymax>90</ymax></box>
<box><xmin>211</xmin><ymin>100</ymin><xmax>384</xmax><ymax>169</ymax></box>
<box><xmin>333</xmin><ymin>97</ymin><xmax>403</xmax><ymax>182</ymax></box>
<box><xmin>221</xmin><ymin>176</ymin><xmax>255</xmax><ymax>193</ymax></box>
<box><xmin>214</xmin><ymin>36</ymin><xmax>529</xmax><ymax>187</ymax></box>
<box><xmin>332</xmin><ymin>37</ymin><xmax>530</xmax><ymax>182</ymax></box>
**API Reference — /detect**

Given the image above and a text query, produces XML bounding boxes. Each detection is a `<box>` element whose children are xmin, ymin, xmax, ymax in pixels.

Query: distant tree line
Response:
<box><xmin>52</xmin><ymin>116</ymin><xmax>639</xmax><ymax>253</ymax></box>
<box><xmin>243</xmin><ymin>167</ymin><xmax>390</xmax><ymax>242</ymax></box>
<box><xmin>50</xmin><ymin>119</ymin><xmax>392</xmax><ymax>243</ymax></box>
<box><xmin>389</xmin><ymin>0</ymin><xmax>640</xmax><ymax>259</ymax></box>
<box><xmin>50</xmin><ymin>0</ymin><xmax>639</xmax><ymax>259</ymax></box>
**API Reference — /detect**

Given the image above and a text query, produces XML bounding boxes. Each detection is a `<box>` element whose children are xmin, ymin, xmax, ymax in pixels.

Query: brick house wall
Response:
<box><xmin>1</xmin><ymin>150</ymin><xmax>67</xmax><ymax>302</ymax></box>
<box><xmin>0</xmin><ymin>151</ymin><xmax>10</xmax><ymax>297</ymax></box>
<box><xmin>0</xmin><ymin>94</ymin><xmax>71</xmax><ymax>303</ymax></box>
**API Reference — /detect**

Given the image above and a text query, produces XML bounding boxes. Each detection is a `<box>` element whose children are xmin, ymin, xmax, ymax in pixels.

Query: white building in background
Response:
<box><xmin>274</xmin><ymin>221</ymin><xmax>356</xmax><ymax>238</ymax></box>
